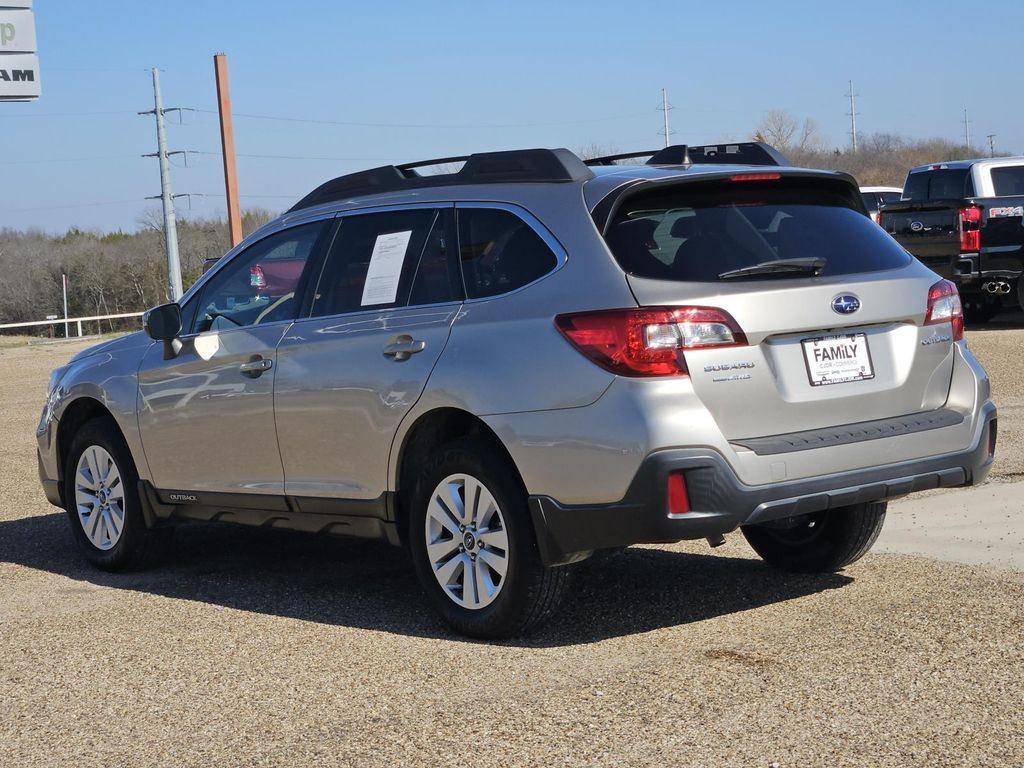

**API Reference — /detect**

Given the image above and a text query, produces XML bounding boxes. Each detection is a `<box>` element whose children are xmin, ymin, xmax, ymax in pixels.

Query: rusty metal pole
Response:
<box><xmin>214</xmin><ymin>53</ymin><xmax>243</xmax><ymax>247</ymax></box>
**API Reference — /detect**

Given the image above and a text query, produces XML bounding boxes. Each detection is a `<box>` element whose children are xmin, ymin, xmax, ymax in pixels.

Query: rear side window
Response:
<box><xmin>990</xmin><ymin>166</ymin><xmax>1024</xmax><ymax>196</ymax></box>
<box><xmin>860</xmin><ymin>192</ymin><xmax>879</xmax><ymax>212</ymax></box>
<box><xmin>902</xmin><ymin>169</ymin><xmax>972</xmax><ymax>201</ymax></box>
<box><xmin>457</xmin><ymin>208</ymin><xmax>558</xmax><ymax>299</ymax></box>
<box><xmin>879</xmin><ymin>191</ymin><xmax>902</xmax><ymax>206</ymax></box>
<box><xmin>311</xmin><ymin>208</ymin><xmax>458</xmax><ymax>317</ymax></box>
<box><xmin>604</xmin><ymin>179</ymin><xmax>913</xmax><ymax>282</ymax></box>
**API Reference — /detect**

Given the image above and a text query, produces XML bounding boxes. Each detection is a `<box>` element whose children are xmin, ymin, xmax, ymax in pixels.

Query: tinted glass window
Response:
<box><xmin>457</xmin><ymin>208</ymin><xmax>558</xmax><ymax>299</ymax></box>
<box><xmin>193</xmin><ymin>221</ymin><xmax>326</xmax><ymax>334</ymax></box>
<box><xmin>991</xmin><ymin>166</ymin><xmax>1024</xmax><ymax>196</ymax></box>
<box><xmin>879</xmin><ymin>191</ymin><xmax>903</xmax><ymax>206</ymax></box>
<box><xmin>408</xmin><ymin>210</ymin><xmax>462</xmax><ymax>306</ymax></box>
<box><xmin>903</xmin><ymin>169</ymin><xmax>970</xmax><ymax>201</ymax></box>
<box><xmin>860</xmin><ymin>192</ymin><xmax>879</xmax><ymax>213</ymax></box>
<box><xmin>311</xmin><ymin>208</ymin><xmax>447</xmax><ymax>317</ymax></box>
<box><xmin>605</xmin><ymin>180</ymin><xmax>912</xmax><ymax>282</ymax></box>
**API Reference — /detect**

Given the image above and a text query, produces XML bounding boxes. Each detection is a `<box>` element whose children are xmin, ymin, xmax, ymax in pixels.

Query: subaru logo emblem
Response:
<box><xmin>910</xmin><ymin>221</ymin><xmax>924</xmax><ymax>232</ymax></box>
<box><xmin>832</xmin><ymin>294</ymin><xmax>861</xmax><ymax>314</ymax></box>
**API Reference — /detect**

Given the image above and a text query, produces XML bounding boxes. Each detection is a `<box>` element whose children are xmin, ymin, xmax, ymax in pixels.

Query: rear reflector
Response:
<box><xmin>925</xmin><ymin>279</ymin><xmax>964</xmax><ymax>342</ymax></box>
<box><xmin>959</xmin><ymin>205</ymin><xmax>981</xmax><ymax>253</ymax></box>
<box><xmin>555</xmin><ymin>306</ymin><xmax>747</xmax><ymax>377</ymax></box>
<box><xmin>988</xmin><ymin>420</ymin><xmax>998</xmax><ymax>458</ymax></box>
<box><xmin>667</xmin><ymin>471</ymin><xmax>690</xmax><ymax>516</ymax></box>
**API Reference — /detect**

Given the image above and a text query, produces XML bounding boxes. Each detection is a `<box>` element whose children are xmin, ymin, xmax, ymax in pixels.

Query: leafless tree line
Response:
<box><xmin>0</xmin><ymin>209</ymin><xmax>273</xmax><ymax>335</ymax></box>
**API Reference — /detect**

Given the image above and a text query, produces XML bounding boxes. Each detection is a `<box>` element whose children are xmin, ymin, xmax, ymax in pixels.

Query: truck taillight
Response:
<box><xmin>925</xmin><ymin>279</ymin><xmax>964</xmax><ymax>342</ymax></box>
<box><xmin>554</xmin><ymin>307</ymin><xmax>747</xmax><ymax>377</ymax></box>
<box><xmin>959</xmin><ymin>205</ymin><xmax>981</xmax><ymax>253</ymax></box>
<box><xmin>250</xmin><ymin>265</ymin><xmax>267</xmax><ymax>290</ymax></box>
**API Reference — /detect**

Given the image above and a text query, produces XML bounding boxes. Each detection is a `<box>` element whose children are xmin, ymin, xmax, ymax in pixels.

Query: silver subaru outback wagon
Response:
<box><xmin>37</xmin><ymin>143</ymin><xmax>997</xmax><ymax>638</ymax></box>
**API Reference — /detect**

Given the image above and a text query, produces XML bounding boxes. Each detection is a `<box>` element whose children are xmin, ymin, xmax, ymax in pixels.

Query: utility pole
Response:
<box><xmin>987</xmin><ymin>133</ymin><xmax>997</xmax><ymax>158</ymax></box>
<box><xmin>62</xmin><ymin>274</ymin><xmax>68</xmax><ymax>339</ymax></box>
<box><xmin>658</xmin><ymin>88</ymin><xmax>674</xmax><ymax>147</ymax></box>
<box><xmin>214</xmin><ymin>54</ymin><xmax>243</xmax><ymax>248</ymax></box>
<box><xmin>140</xmin><ymin>68</ymin><xmax>184</xmax><ymax>302</ymax></box>
<box><xmin>846</xmin><ymin>80</ymin><xmax>859</xmax><ymax>153</ymax></box>
<box><xmin>962</xmin><ymin>108</ymin><xmax>972</xmax><ymax>150</ymax></box>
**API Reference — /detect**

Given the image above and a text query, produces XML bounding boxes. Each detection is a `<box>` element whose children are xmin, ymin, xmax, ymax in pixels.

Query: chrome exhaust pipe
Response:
<box><xmin>982</xmin><ymin>281</ymin><xmax>1012</xmax><ymax>295</ymax></box>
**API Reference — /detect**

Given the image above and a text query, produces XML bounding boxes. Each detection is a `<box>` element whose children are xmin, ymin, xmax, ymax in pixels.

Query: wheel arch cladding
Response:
<box><xmin>393</xmin><ymin>407</ymin><xmax>526</xmax><ymax>543</ymax></box>
<box><xmin>57</xmin><ymin>397</ymin><xmax>124</xmax><ymax>492</ymax></box>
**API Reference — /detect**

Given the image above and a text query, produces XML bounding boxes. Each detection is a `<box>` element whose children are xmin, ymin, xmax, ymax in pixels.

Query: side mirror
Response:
<box><xmin>144</xmin><ymin>302</ymin><xmax>182</xmax><ymax>341</ymax></box>
<box><xmin>144</xmin><ymin>303</ymin><xmax>183</xmax><ymax>359</ymax></box>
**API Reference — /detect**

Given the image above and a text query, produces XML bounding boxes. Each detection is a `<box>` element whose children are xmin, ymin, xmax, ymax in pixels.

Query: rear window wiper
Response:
<box><xmin>718</xmin><ymin>257</ymin><xmax>826</xmax><ymax>280</ymax></box>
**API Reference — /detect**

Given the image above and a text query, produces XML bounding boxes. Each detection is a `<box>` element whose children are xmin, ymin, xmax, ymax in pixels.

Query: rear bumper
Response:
<box><xmin>530</xmin><ymin>402</ymin><xmax>997</xmax><ymax>566</ymax></box>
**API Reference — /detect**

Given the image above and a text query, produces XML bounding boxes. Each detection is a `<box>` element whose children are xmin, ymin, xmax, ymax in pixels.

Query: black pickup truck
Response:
<box><xmin>880</xmin><ymin>159</ymin><xmax>1024</xmax><ymax>321</ymax></box>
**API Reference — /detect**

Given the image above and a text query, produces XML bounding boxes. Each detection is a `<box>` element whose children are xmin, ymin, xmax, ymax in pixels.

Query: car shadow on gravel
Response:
<box><xmin>0</xmin><ymin>513</ymin><xmax>852</xmax><ymax>647</ymax></box>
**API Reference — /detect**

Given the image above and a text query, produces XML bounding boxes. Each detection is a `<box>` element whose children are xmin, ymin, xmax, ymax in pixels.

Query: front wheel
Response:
<box><xmin>63</xmin><ymin>417</ymin><xmax>169</xmax><ymax>571</ymax></box>
<box><xmin>407</xmin><ymin>438</ymin><xmax>569</xmax><ymax>639</ymax></box>
<box><xmin>741</xmin><ymin>501</ymin><xmax>886</xmax><ymax>573</ymax></box>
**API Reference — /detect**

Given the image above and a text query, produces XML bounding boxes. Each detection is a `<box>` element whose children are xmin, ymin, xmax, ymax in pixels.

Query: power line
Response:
<box><xmin>191</xmin><ymin>107</ymin><xmax>649</xmax><ymax>130</ymax></box>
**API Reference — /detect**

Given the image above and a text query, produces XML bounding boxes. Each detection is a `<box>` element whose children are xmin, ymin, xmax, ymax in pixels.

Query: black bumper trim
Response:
<box><xmin>731</xmin><ymin>408</ymin><xmax>964</xmax><ymax>456</ymax></box>
<box><xmin>530</xmin><ymin>403</ymin><xmax>996</xmax><ymax>566</ymax></box>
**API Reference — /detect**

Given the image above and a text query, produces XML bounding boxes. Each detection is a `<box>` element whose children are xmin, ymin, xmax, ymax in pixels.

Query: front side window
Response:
<box><xmin>193</xmin><ymin>221</ymin><xmax>327</xmax><ymax>334</ymax></box>
<box><xmin>310</xmin><ymin>208</ymin><xmax>458</xmax><ymax>318</ymax></box>
<box><xmin>457</xmin><ymin>208</ymin><xmax>559</xmax><ymax>299</ymax></box>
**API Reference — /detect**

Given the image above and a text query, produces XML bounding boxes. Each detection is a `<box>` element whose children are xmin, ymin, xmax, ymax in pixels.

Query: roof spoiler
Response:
<box><xmin>584</xmin><ymin>142</ymin><xmax>787</xmax><ymax>168</ymax></box>
<box><xmin>289</xmin><ymin>148</ymin><xmax>594</xmax><ymax>212</ymax></box>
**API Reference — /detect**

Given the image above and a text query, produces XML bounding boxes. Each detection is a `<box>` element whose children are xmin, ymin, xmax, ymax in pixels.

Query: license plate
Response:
<box><xmin>801</xmin><ymin>333</ymin><xmax>874</xmax><ymax>387</ymax></box>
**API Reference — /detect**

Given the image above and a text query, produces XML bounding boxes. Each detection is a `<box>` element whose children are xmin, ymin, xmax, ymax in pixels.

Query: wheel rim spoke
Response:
<box><xmin>74</xmin><ymin>445</ymin><xmax>124</xmax><ymax>552</ymax></box>
<box><xmin>477</xmin><ymin>527</ymin><xmax>507</xmax><ymax>552</ymax></box>
<box><xmin>425</xmin><ymin>472</ymin><xmax>508</xmax><ymax>611</ymax></box>
<box><xmin>478</xmin><ymin>548</ymin><xmax>507</xmax><ymax>579</ymax></box>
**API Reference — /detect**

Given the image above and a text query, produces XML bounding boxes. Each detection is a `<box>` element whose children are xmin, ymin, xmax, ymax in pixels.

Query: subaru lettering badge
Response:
<box><xmin>831</xmin><ymin>294</ymin><xmax>861</xmax><ymax>315</ymax></box>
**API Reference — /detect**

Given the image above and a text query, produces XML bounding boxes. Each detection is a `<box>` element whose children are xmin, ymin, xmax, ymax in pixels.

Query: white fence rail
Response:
<box><xmin>0</xmin><ymin>311</ymin><xmax>144</xmax><ymax>337</ymax></box>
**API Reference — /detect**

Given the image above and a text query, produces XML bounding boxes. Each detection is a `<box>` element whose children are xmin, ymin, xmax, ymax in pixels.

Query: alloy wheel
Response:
<box><xmin>425</xmin><ymin>473</ymin><xmax>509</xmax><ymax>610</ymax></box>
<box><xmin>74</xmin><ymin>445</ymin><xmax>125</xmax><ymax>551</ymax></box>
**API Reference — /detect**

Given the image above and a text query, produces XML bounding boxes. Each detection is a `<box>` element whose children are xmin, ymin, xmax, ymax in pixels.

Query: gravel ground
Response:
<box><xmin>1</xmin><ymin>331</ymin><xmax>1023</xmax><ymax>767</ymax></box>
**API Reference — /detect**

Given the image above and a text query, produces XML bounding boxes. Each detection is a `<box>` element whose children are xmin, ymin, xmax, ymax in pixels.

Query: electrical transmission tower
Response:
<box><xmin>658</xmin><ymin>88</ymin><xmax>675</xmax><ymax>147</ymax></box>
<box><xmin>845</xmin><ymin>80</ymin><xmax>859</xmax><ymax>153</ymax></box>
<box><xmin>138</xmin><ymin>68</ymin><xmax>196</xmax><ymax>302</ymax></box>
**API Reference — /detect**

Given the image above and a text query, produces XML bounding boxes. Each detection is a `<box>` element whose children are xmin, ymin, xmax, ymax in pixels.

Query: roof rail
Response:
<box><xmin>289</xmin><ymin>148</ymin><xmax>594</xmax><ymax>212</ymax></box>
<box><xmin>583</xmin><ymin>142</ymin><xmax>787</xmax><ymax>169</ymax></box>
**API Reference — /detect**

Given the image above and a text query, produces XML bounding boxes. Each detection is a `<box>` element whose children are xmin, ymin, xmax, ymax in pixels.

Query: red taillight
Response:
<box><xmin>555</xmin><ymin>306</ymin><xmax>747</xmax><ymax>377</ymax></box>
<box><xmin>728</xmin><ymin>172</ymin><xmax>781</xmax><ymax>182</ymax></box>
<box><xmin>925</xmin><ymin>279</ymin><xmax>964</xmax><ymax>342</ymax></box>
<box><xmin>959</xmin><ymin>205</ymin><xmax>981</xmax><ymax>253</ymax></box>
<box><xmin>250</xmin><ymin>265</ymin><xmax>267</xmax><ymax>290</ymax></box>
<box><xmin>667</xmin><ymin>471</ymin><xmax>690</xmax><ymax>517</ymax></box>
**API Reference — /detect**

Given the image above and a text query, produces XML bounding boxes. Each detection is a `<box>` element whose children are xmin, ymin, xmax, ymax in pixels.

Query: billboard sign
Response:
<box><xmin>0</xmin><ymin>3</ymin><xmax>38</xmax><ymax>99</ymax></box>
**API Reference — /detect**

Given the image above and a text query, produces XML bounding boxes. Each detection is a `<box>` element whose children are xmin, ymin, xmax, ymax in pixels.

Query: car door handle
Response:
<box><xmin>239</xmin><ymin>357</ymin><xmax>273</xmax><ymax>377</ymax></box>
<box><xmin>382</xmin><ymin>336</ymin><xmax>426</xmax><ymax>362</ymax></box>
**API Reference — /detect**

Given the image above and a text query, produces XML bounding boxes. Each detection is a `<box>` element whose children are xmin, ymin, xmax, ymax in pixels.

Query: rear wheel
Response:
<box><xmin>63</xmin><ymin>417</ymin><xmax>169</xmax><ymax>571</ymax></box>
<box><xmin>407</xmin><ymin>438</ymin><xmax>569</xmax><ymax>638</ymax></box>
<box><xmin>741</xmin><ymin>501</ymin><xmax>886</xmax><ymax>573</ymax></box>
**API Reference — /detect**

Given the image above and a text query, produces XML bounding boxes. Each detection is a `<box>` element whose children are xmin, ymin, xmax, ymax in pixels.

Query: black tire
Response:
<box><xmin>62</xmin><ymin>416</ymin><xmax>170</xmax><ymax>571</ymax></box>
<box><xmin>741</xmin><ymin>501</ymin><xmax>886</xmax><ymax>573</ymax></box>
<box><xmin>407</xmin><ymin>438</ymin><xmax>569</xmax><ymax>639</ymax></box>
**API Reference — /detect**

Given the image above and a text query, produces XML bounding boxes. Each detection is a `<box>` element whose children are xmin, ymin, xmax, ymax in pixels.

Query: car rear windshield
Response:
<box><xmin>604</xmin><ymin>178</ymin><xmax>913</xmax><ymax>282</ymax></box>
<box><xmin>902</xmin><ymin>168</ymin><xmax>973</xmax><ymax>201</ymax></box>
<box><xmin>990</xmin><ymin>165</ymin><xmax>1024</xmax><ymax>196</ymax></box>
